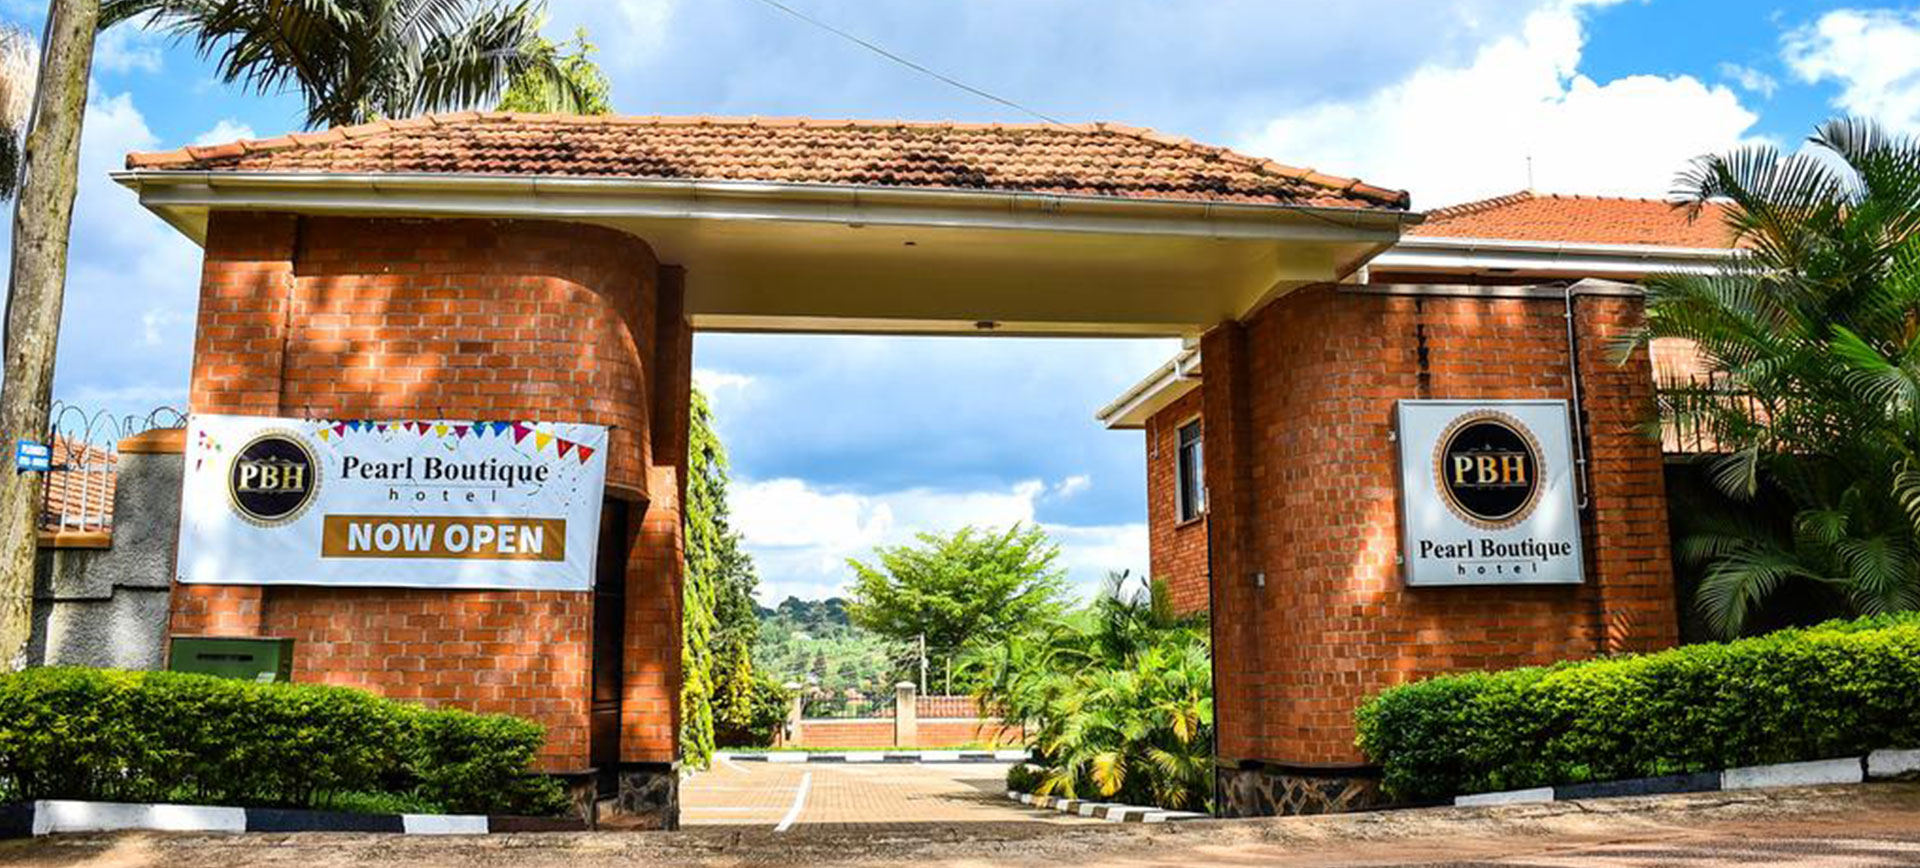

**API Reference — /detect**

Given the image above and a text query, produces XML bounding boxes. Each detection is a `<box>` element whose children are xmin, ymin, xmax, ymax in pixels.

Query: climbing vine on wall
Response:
<box><xmin>682</xmin><ymin>388</ymin><xmax>766</xmax><ymax>767</ymax></box>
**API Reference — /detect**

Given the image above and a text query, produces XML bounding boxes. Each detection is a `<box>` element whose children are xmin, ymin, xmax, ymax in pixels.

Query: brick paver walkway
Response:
<box><xmin>680</xmin><ymin>760</ymin><xmax>1101</xmax><ymax>830</ymax></box>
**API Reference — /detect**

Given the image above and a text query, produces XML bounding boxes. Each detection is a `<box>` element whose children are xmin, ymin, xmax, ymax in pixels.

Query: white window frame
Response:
<box><xmin>1174</xmin><ymin>417</ymin><xmax>1206</xmax><ymax>523</ymax></box>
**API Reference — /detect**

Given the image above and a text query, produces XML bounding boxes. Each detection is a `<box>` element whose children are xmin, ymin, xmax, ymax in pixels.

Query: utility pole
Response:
<box><xmin>917</xmin><ymin>633</ymin><xmax>927</xmax><ymax>694</ymax></box>
<box><xmin>0</xmin><ymin>0</ymin><xmax>98</xmax><ymax>670</ymax></box>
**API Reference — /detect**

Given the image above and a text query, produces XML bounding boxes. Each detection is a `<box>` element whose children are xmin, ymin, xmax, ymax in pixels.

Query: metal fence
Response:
<box><xmin>801</xmin><ymin>691</ymin><xmax>897</xmax><ymax>719</ymax></box>
<box><xmin>915</xmin><ymin>694</ymin><xmax>982</xmax><ymax>719</ymax></box>
<box><xmin>38</xmin><ymin>403</ymin><xmax>185</xmax><ymax>534</ymax></box>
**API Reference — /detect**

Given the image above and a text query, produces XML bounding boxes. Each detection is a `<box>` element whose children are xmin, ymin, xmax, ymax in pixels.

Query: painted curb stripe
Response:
<box><xmin>1552</xmin><ymin>772</ymin><xmax>1719</xmax><ymax>801</ymax></box>
<box><xmin>1722</xmin><ymin>757</ymin><xmax>1864</xmax><ymax>791</ymax></box>
<box><xmin>247</xmin><ymin>808</ymin><xmax>404</xmax><ymax>833</ymax></box>
<box><xmin>401</xmin><ymin>814</ymin><xmax>489</xmax><ymax>835</ymax></box>
<box><xmin>0</xmin><ymin>802</ymin><xmax>585</xmax><ymax>838</ymax></box>
<box><xmin>1004</xmin><ymin>790</ymin><xmax>1208</xmax><ymax>823</ymax></box>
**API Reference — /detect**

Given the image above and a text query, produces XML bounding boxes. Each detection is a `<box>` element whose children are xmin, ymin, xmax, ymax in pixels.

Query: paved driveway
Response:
<box><xmin>680</xmin><ymin>759</ymin><xmax>1100</xmax><ymax>831</ymax></box>
<box><xmin>7</xmin><ymin>783</ymin><xmax>1920</xmax><ymax>867</ymax></box>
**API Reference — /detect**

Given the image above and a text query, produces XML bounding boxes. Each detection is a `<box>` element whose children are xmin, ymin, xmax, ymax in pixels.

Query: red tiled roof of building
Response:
<box><xmin>124</xmin><ymin>113</ymin><xmax>1411</xmax><ymax>210</ymax></box>
<box><xmin>1409</xmin><ymin>191</ymin><xmax>1737</xmax><ymax>248</ymax></box>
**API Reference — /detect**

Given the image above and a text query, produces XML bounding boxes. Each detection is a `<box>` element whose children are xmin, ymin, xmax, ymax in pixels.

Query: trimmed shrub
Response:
<box><xmin>0</xmin><ymin>667</ymin><xmax>566</xmax><ymax>815</ymax></box>
<box><xmin>1356</xmin><ymin>614</ymin><xmax>1920</xmax><ymax>802</ymax></box>
<box><xmin>406</xmin><ymin>709</ymin><xmax>569</xmax><ymax>815</ymax></box>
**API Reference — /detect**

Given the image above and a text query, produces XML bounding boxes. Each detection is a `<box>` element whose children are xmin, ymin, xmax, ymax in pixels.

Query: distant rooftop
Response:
<box><xmin>1408</xmin><ymin>191</ymin><xmax>1736</xmax><ymax>249</ymax></box>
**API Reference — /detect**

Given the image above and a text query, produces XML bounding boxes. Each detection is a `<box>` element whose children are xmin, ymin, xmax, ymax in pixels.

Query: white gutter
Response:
<box><xmin>112</xmin><ymin>170</ymin><xmax>1416</xmax><ymax>246</ymax></box>
<box><xmin>1371</xmin><ymin>234</ymin><xmax>1733</xmax><ymax>276</ymax></box>
<box><xmin>1097</xmin><ymin>345</ymin><xmax>1201</xmax><ymax>429</ymax></box>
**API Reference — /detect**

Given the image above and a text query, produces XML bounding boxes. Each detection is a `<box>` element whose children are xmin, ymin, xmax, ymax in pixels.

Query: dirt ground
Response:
<box><xmin>4</xmin><ymin>783</ymin><xmax>1920</xmax><ymax>867</ymax></box>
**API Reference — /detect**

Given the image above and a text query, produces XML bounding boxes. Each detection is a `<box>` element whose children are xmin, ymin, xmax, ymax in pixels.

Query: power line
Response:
<box><xmin>742</xmin><ymin>0</ymin><xmax>1067</xmax><ymax>126</ymax></box>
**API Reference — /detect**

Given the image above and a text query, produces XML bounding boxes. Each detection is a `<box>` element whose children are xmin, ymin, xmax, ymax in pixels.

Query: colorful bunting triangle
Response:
<box><xmin>556</xmin><ymin>439</ymin><xmax>574</xmax><ymax>458</ymax></box>
<box><xmin>534</xmin><ymin>432</ymin><xmax>554</xmax><ymax>451</ymax></box>
<box><xmin>512</xmin><ymin>423</ymin><xmax>532</xmax><ymax>444</ymax></box>
<box><xmin>576</xmin><ymin>445</ymin><xmax>594</xmax><ymax>464</ymax></box>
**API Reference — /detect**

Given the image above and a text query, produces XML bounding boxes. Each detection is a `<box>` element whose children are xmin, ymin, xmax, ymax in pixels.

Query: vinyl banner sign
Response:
<box><xmin>1396</xmin><ymin>400</ymin><xmax>1583</xmax><ymax>587</ymax></box>
<box><xmin>178</xmin><ymin>413</ymin><xmax>609</xmax><ymax>591</ymax></box>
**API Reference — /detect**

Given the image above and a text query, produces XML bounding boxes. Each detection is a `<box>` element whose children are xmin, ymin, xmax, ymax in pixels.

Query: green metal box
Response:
<box><xmin>168</xmin><ymin>636</ymin><xmax>295</xmax><ymax>683</ymax></box>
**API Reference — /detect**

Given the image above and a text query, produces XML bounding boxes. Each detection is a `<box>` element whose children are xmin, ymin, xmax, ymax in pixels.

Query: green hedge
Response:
<box><xmin>0</xmin><ymin>668</ymin><xmax>568</xmax><ymax>815</ymax></box>
<box><xmin>1356</xmin><ymin>614</ymin><xmax>1920</xmax><ymax>802</ymax></box>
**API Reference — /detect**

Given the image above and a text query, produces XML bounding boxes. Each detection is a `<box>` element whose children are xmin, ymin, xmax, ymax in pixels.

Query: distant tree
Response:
<box><xmin>847</xmin><ymin>524</ymin><xmax>1069</xmax><ymax>692</ymax></box>
<box><xmin>101</xmin><ymin>0</ymin><xmax>591</xmax><ymax>129</ymax></box>
<box><xmin>496</xmin><ymin>28</ymin><xmax>609</xmax><ymax>114</ymax></box>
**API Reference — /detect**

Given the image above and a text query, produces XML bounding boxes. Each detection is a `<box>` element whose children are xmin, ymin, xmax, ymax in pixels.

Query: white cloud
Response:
<box><xmin>1242</xmin><ymin>0</ymin><xmax>1762</xmax><ymax>207</ymax></box>
<box><xmin>730</xmin><ymin>476</ymin><xmax>1144</xmax><ymax>603</ymax></box>
<box><xmin>192</xmin><ymin>119</ymin><xmax>255</xmax><ymax>146</ymax></box>
<box><xmin>1054</xmin><ymin>474</ymin><xmax>1092</xmax><ymax>498</ymax></box>
<box><xmin>544</xmin><ymin>0</ymin><xmax>677</xmax><ymax>71</ymax></box>
<box><xmin>693</xmin><ymin>368</ymin><xmax>753</xmax><ymax>392</ymax></box>
<box><xmin>1784</xmin><ymin>9</ymin><xmax>1920</xmax><ymax>133</ymax></box>
<box><xmin>1717</xmin><ymin>62</ymin><xmax>1778</xmax><ymax>99</ymax></box>
<box><xmin>92</xmin><ymin>26</ymin><xmax>164</xmax><ymax>74</ymax></box>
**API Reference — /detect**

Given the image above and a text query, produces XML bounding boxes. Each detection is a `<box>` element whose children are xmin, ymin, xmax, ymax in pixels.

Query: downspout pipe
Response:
<box><xmin>1564</xmin><ymin>282</ymin><xmax>1594</xmax><ymax>511</ymax></box>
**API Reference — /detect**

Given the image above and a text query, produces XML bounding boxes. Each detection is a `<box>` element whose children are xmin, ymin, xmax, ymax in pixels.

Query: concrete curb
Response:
<box><xmin>1005</xmin><ymin>790</ymin><xmax>1208</xmax><ymax>824</ymax></box>
<box><xmin>0</xmin><ymin>800</ymin><xmax>585</xmax><ymax>839</ymax></box>
<box><xmin>1453</xmin><ymin>749</ymin><xmax>1918</xmax><ymax>808</ymax></box>
<box><xmin>719</xmin><ymin>749</ymin><xmax>1030</xmax><ymax>764</ymax></box>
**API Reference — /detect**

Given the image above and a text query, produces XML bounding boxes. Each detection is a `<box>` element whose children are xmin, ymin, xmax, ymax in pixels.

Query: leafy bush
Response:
<box><xmin>1356</xmin><ymin>614</ymin><xmax>1920</xmax><ymax>802</ymax></box>
<box><xmin>1005</xmin><ymin>763</ymin><xmax>1041</xmax><ymax>794</ymax></box>
<box><xmin>967</xmin><ymin>573</ymin><xmax>1212</xmax><ymax>811</ymax></box>
<box><xmin>713</xmin><ymin>669</ymin><xmax>790</xmax><ymax>748</ymax></box>
<box><xmin>0</xmin><ymin>667</ymin><xmax>567</xmax><ymax>815</ymax></box>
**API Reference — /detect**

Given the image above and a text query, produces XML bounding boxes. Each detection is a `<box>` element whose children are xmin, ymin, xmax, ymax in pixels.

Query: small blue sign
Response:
<box><xmin>15</xmin><ymin>440</ymin><xmax>50</xmax><ymax>472</ymax></box>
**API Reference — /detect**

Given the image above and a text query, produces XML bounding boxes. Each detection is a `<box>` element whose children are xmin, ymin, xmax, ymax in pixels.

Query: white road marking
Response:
<box><xmin>721</xmin><ymin>755</ymin><xmax>745</xmax><ymax>773</ymax></box>
<box><xmin>774</xmin><ymin>772</ymin><xmax>813</xmax><ymax>833</ymax></box>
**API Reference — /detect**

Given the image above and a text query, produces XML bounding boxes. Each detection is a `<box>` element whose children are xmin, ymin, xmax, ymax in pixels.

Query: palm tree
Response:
<box><xmin>1641</xmin><ymin>118</ymin><xmax>1920</xmax><ymax>637</ymax></box>
<box><xmin>966</xmin><ymin>573</ymin><xmax>1213</xmax><ymax>811</ymax></box>
<box><xmin>100</xmin><ymin>0</ymin><xmax>590</xmax><ymax>129</ymax></box>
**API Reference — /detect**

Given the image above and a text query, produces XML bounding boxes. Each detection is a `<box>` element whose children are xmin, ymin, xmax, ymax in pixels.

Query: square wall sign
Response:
<box><xmin>1396</xmin><ymin>400</ymin><xmax>1584</xmax><ymax>587</ymax></box>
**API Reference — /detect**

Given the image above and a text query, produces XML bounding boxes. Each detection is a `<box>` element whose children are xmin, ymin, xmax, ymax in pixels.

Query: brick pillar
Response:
<box><xmin>894</xmin><ymin>681</ymin><xmax>918</xmax><ymax>748</ymax></box>
<box><xmin>1575</xmin><ymin>294</ymin><xmax>1680</xmax><ymax>652</ymax></box>
<box><xmin>783</xmin><ymin>685</ymin><xmax>805</xmax><ymax>747</ymax></box>
<box><xmin>621</xmin><ymin>275</ymin><xmax>692</xmax><ymax>765</ymax></box>
<box><xmin>1199</xmin><ymin>321</ymin><xmax>1260</xmax><ymax>763</ymax></box>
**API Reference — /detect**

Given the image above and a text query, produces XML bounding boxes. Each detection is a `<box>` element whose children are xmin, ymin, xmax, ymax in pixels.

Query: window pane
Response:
<box><xmin>1176</xmin><ymin>420</ymin><xmax>1203</xmax><ymax>522</ymax></box>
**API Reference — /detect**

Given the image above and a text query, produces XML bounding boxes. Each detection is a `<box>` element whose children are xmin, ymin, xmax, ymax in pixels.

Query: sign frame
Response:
<box><xmin>1394</xmin><ymin>399</ymin><xmax>1585</xmax><ymax>588</ymax></box>
<box><xmin>176</xmin><ymin>413</ymin><xmax>610</xmax><ymax>592</ymax></box>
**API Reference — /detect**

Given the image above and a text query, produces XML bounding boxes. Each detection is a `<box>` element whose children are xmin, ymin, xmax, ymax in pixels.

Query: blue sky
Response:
<box><xmin>5</xmin><ymin>0</ymin><xmax>1919</xmax><ymax>602</ymax></box>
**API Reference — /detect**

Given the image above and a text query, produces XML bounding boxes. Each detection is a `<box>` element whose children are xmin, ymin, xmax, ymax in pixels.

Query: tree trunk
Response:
<box><xmin>0</xmin><ymin>0</ymin><xmax>97</xmax><ymax>671</ymax></box>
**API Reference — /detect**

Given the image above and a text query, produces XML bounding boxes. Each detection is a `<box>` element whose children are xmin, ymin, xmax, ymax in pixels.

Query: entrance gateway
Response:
<box><xmin>117</xmin><ymin>114</ymin><xmax>1678</xmax><ymax>825</ymax></box>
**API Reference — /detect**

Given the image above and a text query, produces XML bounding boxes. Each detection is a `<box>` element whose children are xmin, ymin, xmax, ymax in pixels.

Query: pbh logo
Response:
<box><xmin>1432</xmin><ymin>411</ymin><xmax>1543</xmax><ymax>530</ymax></box>
<box><xmin>228</xmin><ymin>431</ymin><xmax>319</xmax><ymax>527</ymax></box>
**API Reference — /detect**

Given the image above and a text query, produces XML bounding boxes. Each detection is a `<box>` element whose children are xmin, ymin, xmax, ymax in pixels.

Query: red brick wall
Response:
<box><xmin>1205</xmin><ymin>284</ymin><xmax>1678</xmax><ymax>767</ymax></box>
<box><xmin>1144</xmin><ymin>388</ymin><xmax>1210</xmax><ymax>613</ymax></box>
<box><xmin>789</xmin><ymin>719</ymin><xmax>1024</xmax><ymax>749</ymax></box>
<box><xmin>172</xmin><ymin>212</ymin><xmax>685</xmax><ymax>771</ymax></box>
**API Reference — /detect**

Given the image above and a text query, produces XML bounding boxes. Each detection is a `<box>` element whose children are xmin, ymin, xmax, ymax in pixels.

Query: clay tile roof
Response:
<box><xmin>123</xmin><ymin>112</ymin><xmax>1410</xmax><ymax>211</ymax></box>
<box><xmin>1409</xmin><ymin>191</ymin><xmax>1737</xmax><ymax>248</ymax></box>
